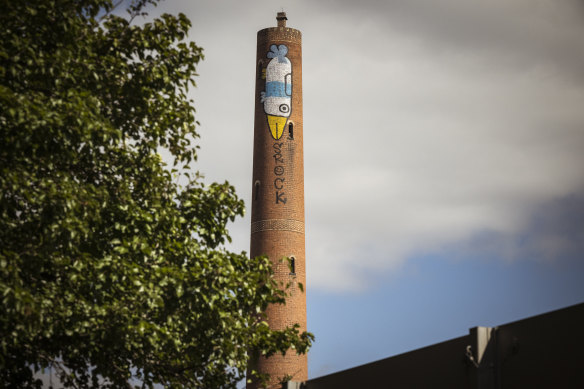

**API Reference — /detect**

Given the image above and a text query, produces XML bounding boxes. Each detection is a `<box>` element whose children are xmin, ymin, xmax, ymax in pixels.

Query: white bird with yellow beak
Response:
<box><xmin>261</xmin><ymin>44</ymin><xmax>292</xmax><ymax>140</ymax></box>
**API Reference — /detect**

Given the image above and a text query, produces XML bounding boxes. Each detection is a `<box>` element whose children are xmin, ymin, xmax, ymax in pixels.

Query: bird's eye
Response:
<box><xmin>279</xmin><ymin>104</ymin><xmax>290</xmax><ymax>113</ymax></box>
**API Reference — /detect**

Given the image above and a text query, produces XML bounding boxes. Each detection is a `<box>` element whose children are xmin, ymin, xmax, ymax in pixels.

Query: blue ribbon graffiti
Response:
<box><xmin>265</xmin><ymin>81</ymin><xmax>292</xmax><ymax>98</ymax></box>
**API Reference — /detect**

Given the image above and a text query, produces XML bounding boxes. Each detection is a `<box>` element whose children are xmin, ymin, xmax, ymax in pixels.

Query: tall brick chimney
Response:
<box><xmin>248</xmin><ymin>12</ymin><xmax>306</xmax><ymax>389</ymax></box>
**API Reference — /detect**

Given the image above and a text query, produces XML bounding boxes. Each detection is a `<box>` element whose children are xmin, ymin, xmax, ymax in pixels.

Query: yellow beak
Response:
<box><xmin>267</xmin><ymin>115</ymin><xmax>288</xmax><ymax>140</ymax></box>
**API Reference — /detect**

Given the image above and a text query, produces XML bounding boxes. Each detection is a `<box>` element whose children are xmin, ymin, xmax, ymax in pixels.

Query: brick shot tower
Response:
<box><xmin>248</xmin><ymin>12</ymin><xmax>306</xmax><ymax>388</ymax></box>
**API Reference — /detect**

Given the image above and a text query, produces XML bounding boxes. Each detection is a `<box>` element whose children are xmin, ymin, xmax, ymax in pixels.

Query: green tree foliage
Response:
<box><xmin>0</xmin><ymin>0</ymin><xmax>313</xmax><ymax>387</ymax></box>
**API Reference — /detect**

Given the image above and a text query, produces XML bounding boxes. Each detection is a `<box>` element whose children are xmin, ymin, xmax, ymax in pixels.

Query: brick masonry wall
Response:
<box><xmin>247</xmin><ymin>23</ymin><xmax>307</xmax><ymax>389</ymax></box>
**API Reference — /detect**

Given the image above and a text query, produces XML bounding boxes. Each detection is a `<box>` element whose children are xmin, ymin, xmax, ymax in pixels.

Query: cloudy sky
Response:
<box><xmin>148</xmin><ymin>0</ymin><xmax>584</xmax><ymax>379</ymax></box>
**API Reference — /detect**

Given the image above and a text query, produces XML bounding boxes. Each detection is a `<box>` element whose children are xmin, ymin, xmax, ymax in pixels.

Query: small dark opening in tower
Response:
<box><xmin>288</xmin><ymin>122</ymin><xmax>294</xmax><ymax>140</ymax></box>
<box><xmin>289</xmin><ymin>256</ymin><xmax>296</xmax><ymax>275</ymax></box>
<box><xmin>254</xmin><ymin>181</ymin><xmax>260</xmax><ymax>201</ymax></box>
<box><xmin>257</xmin><ymin>60</ymin><xmax>264</xmax><ymax>79</ymax></box>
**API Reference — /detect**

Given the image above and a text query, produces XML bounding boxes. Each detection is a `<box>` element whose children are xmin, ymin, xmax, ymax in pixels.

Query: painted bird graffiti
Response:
<box><xmin>261</xmin><ymin>44</ymin><xmax>292</xmax><ymax>140</ymax></box>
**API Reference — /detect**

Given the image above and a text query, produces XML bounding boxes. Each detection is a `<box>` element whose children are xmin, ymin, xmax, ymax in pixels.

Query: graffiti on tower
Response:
<box><xmin>261</xmin><ymin>44</ymin><xmax>292</xmax><ymax>140</ymax></box>
<box><xmin>272</xmin><ymin>142</ymin><xmax>287</xmax><ymax>204</ymax></box>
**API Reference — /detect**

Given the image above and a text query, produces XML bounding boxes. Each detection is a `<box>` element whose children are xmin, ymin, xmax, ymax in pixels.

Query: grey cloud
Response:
<box><xmin>301</xmin><ymin>0</ymin><xmax>584</xmax><ymax>290</ymax></box>
<box><xmin>453</xmin><ymin>194</ymin><xmax>584</xmax><ymax>263</ymax></box>
<box><xmin>309</xmin><ymin>0</ymin><xmax>584</xmax><ymax>83</ymax></box>
<box><xmin>146</xmin><ymin>0</ymin><xmax>584</xmax><ymax>291</ymax></box>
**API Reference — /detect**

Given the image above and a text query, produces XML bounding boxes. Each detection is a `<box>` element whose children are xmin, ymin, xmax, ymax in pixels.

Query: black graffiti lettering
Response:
<box><xmin>273</xmin><ymin>143</ymin><xmax>283</xmax><ymax>152</ymax></box>
<box><xmin>276</xmin><ymin>191</ymin><xmax>287</xmax><ymax>204</ymax></box>
<box><xmin>274</xmin><ymin>177</ymin><xmax>285</xmax><ymax>190</ymax></box>
<box><xmin>274</xmin><ymin>166</ymin><xmax>284</xmax><ymax>176</ymax></box>
<box><xmin>273</xmin><ymin>153</ymin><xmax>284</xmax><ymax>164</ymax></box>
<box><xmin>273</xmin><ymin>142</ymin><xmax>284</xmax><ymax>163</ymax></box>
<box><xmin>273</xmin><ymin>141</ymin><xmax>288</xmax><ymax>205</ymax></box>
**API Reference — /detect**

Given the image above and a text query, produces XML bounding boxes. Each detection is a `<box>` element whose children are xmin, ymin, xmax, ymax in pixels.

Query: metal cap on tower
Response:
<box><xmin>277</xmin><ymin>11</ymin><xmax>287</xmax><ymax>27</ymax></box>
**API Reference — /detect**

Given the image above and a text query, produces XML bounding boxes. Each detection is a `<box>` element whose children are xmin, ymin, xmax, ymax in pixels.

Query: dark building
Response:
<box><xmin>305</xmin><ymin>303</ymin><xmax>584</xmax><ymax>389</ymax></box>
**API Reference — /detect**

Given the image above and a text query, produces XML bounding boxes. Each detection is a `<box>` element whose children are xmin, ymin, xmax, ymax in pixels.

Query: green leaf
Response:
<box><xmin>0</xmin><ymin>1</ymin><xmax>313</xmax><ymax>388</ymax></box>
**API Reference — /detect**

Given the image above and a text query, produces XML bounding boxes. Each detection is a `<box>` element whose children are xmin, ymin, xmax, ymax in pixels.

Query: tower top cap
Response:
<box><xmin>276</xmin><ymin>11</ymin><xmax>287</xmax><ymax>27</ymax></box>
